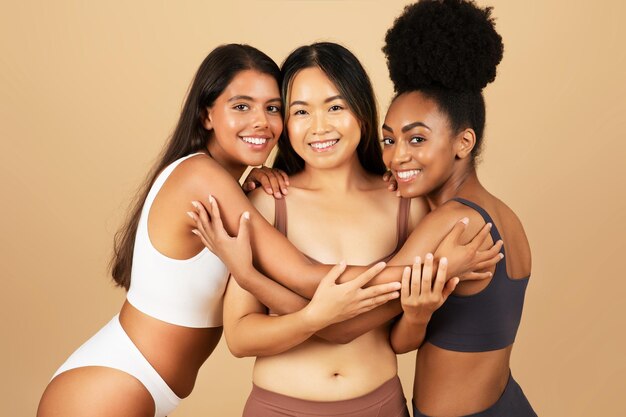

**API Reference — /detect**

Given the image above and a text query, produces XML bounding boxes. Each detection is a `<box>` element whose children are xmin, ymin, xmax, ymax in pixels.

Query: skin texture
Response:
<box><xmin>382</xmin><ymin>91</ymin><xmax>531</xmax><ymax>416</ymax></box>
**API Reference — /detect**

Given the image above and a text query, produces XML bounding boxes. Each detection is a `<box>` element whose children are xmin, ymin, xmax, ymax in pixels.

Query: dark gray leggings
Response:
<box><xmin>412</xmin><ymin>373</ymin><xmax>537</xmax><ymax>417</ymax></box>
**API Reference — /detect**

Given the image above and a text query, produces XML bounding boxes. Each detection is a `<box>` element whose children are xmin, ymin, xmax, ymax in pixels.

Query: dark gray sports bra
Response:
<box><xmin>273</xmin><ymin>197</ymin><xmax>412</xmax><ymax>264</ymax></box>
<box><xmin>425</xmin><ymin>198</ymin><xmax>530</xmax><ymax>352</ymax></box>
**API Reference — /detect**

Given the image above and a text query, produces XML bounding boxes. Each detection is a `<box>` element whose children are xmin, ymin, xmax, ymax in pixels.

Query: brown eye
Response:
<box><xmin>382</xmin><ymin>137</ymin><xmax>394</xmax><ymax>146</ymax></box>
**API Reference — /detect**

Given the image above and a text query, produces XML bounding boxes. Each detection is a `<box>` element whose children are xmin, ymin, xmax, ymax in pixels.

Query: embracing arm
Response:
<box><xmin>223</xmin><ymin>262</ymin><xmax>400</xmax><ymax>357</ymax></box>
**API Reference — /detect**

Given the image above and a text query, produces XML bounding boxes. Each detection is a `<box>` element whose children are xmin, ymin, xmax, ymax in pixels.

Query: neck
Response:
<box><xmin>297</xmin><ymin>155</ymin><xmax>371</xmax><ymax>193</ymax></box>
<box><xmin>425</xmin><ymin>164</ymin><xmax>480</xmax><ymax>210</ymax></box>
<box><xmin>206</xmin><ymin>141</ymin><xmax>247</xmax><ymax>180</ymax></box>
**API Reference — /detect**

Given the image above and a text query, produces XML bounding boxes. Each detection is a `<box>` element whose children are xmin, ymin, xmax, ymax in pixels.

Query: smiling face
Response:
<box><xmin>286</xmin><ymin>67</ymin><xmax>361</xmax><ymax>170</ymax></box>
<box><xmin>205</xmin><ymin>69</ymin><xmax>282</xmax><ymax>170</ymax></box>
<box><xmin>382</xmin><ymin>91</ymin><xmax>466</xmax><ymax>198</ymax></box>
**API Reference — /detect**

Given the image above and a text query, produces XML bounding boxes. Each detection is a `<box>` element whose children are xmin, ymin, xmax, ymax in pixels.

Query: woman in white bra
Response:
<box><xmin>37</xmin><ymin>44</ymin><xmax>404</xmax><ymax>417</ymax></box>
<box><xmin>188</xmin><ymin>43</ymin><xmax>504</xmax><ymax>417</ymax></box>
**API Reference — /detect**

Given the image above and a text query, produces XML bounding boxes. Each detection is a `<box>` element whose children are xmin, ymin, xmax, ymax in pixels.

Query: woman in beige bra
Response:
<box><xmin>191</xmin><ymin>43</ymin><xmax>500</xmax><ymax>417</ymax></box>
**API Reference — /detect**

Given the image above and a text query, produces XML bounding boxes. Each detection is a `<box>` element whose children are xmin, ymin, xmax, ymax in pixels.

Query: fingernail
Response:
<box><xmin>460</xmin><ymin>217</ymin><xmax>469</xmax><ymax>225</ymax></box>
<box><xmin>243</xmin><ymin>211</ymin><xmax>250</xmax><ymax>220</ymax></box>
<box><xmin>499</xmin><ymin>253</ymin><xmax>504</xmax><ymax>259</ymax></box>
<box><xmin>440</xmin><ymin>257</ymin><xmax>448</xmax><ymax>265</ymax></box>
<box><xmin>414</xmin><ymin>256</ymin><xmax>421</xmax><ymax>264</ymax></box>
<box><xmin>275</xmin><ymin>192</ymin><xmax>282</xmax><ymax>199</ymax></box>
<box><xmin>191</xmin><ymin>229</ymin><xmax>199</xmax><ymax>235</ymax></box>
<box><xmin>487</xmin><ymin>222</ymin><xmax>492</xmax><ymax>229</ymax></box>
<box><xmin>339</xmin><ymin>260</ymin><xmax>346</xmax><ymax>267</ymax></box>
<box><xmin>191</xmin><ymin>201</ymin><xmax>199</xmax><ymax>209</ymax></box>
<box><xmin>208</xmin><ymin>195</ymin><xmax>215</xmax><ymax>204</ymax></box>
<box><xmin>186</xmin><ymin>211</ymin><xmax>194</xmax><ymax>219</ymax></box>
<box><xmin>426</xmin><ymin>253</ymin><xmax>433</xmax><ymax>261</ymax></box>
<box><xmin>282</xmin><ymin>188</ymin><xmax>288</xmax><ymax>194</ymax></box>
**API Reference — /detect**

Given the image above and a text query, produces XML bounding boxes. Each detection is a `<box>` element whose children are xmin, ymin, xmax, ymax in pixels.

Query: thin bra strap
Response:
<box><xmin>396</xmin><ymin>198</ymin><xmax>412</xmax><ymax>247</ymax></box>
<box><xmin>451</xmin><ymin>198</ymin><xmax>502</xmax><ymax>243</ymax></box>
<box><xmin>274</xmin><ymin>197</ymin><xmax>288</xmax><ymax>236</ymax></box>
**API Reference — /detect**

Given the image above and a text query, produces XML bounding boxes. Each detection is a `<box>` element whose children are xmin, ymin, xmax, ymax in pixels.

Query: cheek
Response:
<box><xmin>382</xmin><ymin>149</ymin><xmax>392</xmax><ymax>167</ymax></box>
<box><xmin>269</xmin><ymin>117</ymin><xmax>283</xmax><ymax>137</ymax></box>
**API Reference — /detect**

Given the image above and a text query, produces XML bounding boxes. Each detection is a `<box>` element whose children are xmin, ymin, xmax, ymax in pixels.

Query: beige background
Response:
<box><xmin>2</xmin><ymin>0</ymin><xmax>625</xmax><ymax>415</ymax></box>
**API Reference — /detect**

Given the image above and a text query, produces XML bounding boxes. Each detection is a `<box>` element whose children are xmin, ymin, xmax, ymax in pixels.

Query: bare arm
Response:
<box><xmin>223</xmin><ymin>262</ymin><xmax>400</xmax><ymax>357</ymax></box>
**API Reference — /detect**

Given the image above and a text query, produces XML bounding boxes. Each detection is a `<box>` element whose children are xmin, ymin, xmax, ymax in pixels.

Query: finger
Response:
<box><xmin>191</xmin><ymin>229</ymin><xmax>213</xmax><ymax>251</ymax></box>
<box><xmin>361</xmin><ymin>281</ymin><xmax>404</xmax><ymax>300</ymax></box>
<box><xmin>422</xmin><ymin>253</ymin><xmax>434</xmax><ymax>293</ymax></box>
<box><xmin>357</xmin><ymin>290</ymin><xmax>400</xmax><ymax>313</ymax></box>
<box><xmin>191</xmin><ymin>200</ymin><xmax>212</xmax><ymax>235</ymax></box>
<box><xmin>462</xmin><ymin>271</ymin><xmax>493</xmax><ymax>281</ymax></box>
<box><xmin>349</xmin><ymin>262</ymin><xmax>387</xmax><ymax>288</ymax></box>
<box><xmin>473</xmin><ymin>252</ymin><xmax>504</xmax><ymax>271</ymax></box>
<box><xmin>401</xmin><ymin>266</ymin><xmax>411</xmax><ymax>302</ymax></box>
<box><xmin>475</xmin><ymin>239</ymin><xmax>504</xmax><ymax>263</ymax></box>
<box><xmin>446</xmin><ymin>217</ymin><xmax>470</xmax><ymax>245</ymax></box>
<box><xmin>441</xmin><ymin>277</ymin><xmax>459</xmax><ymax>299</ymax></box>
<box><xmin>275</xmin><ymin>169</ymin><xmax>290</xmax><ymax>193</ymax></box>
<box><xmin>389</xmin><ymin>180</ymin><xmax>398</xmax><ymax>191</ymax></box>
<box><xmin>411</xmin><ymin>256</ymin><xmax>422</xmax><ymax>297</ymax></box>
<box><xmin>256</xmin><ymin>173</ymin><xmax>275</xmax><ymax>195</ymax></box>
<box><xmin>266</xmin><ymin>173</ymin><xmax>283</xmax><ymax>199</ymax></box>
<box><xmin>207</xmin><ymin>195</ymin><xmax>226</xmax><ymax>234</ymax></box>
<box><xmin>242</xmin><ymin>181</ymin><xmax>257</xmax><ymax>192</ymax></box>
<box><xmin>467</xmin><ymin>222</ymin><xmax>493</xmax><ymax>250</ymax></box>
<box><xmin>382</xmin><ymin>171</ymin><xmax>392</xmax><ymax>182</ymax></box>
<box><xmin>433</xmin><ymin>257</ymin><xmax>448</xmax><ymax>295</ymax></box>
<box><xmin>320</xmin><ymin>261</ymin><xmax>348</xmax><ymax>286</ymax></box>
<box><xmin>237</xmin><ymin>211</ymin><xmax>251</xmax><ymax>244</ymax></box>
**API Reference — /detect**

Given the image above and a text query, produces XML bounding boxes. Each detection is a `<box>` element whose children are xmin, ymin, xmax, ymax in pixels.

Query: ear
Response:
<box><xmin>202</xmin><ymin>107</ymin><xmax>213</xmax><ymax>131</ymax></box>
<box><xmin>454</xmin><ymin>129</ymin><xmax>476</xmax><ymax>159</ymax></box>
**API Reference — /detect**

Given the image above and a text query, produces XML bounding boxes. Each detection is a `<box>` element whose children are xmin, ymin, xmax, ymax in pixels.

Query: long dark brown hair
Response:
<box><xmin>110</xmin><ymin>44</ymin><xmax>281</xmax><ymax>290</ymax></box>
<box><xmin>273</xmin><ymin>42</ymin><xmax>386</xmax><ymax>176</ymax></box>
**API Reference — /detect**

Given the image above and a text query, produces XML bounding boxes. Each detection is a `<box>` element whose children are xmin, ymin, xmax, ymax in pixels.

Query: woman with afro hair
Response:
<box><xmin>382</xmin><ymin>0</ymin><xmax>537</xmax><ymax>416</ymax></box>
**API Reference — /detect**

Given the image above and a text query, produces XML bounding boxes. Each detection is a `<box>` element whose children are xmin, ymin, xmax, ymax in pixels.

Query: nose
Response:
<box><xmin>391</xmin><ymin>139</ymin><xmax>411</xmax><ymax>165</ymax></box>
<box><xmin>311</xmin><ymin>111</ymin><xmax>330</xmax><ymax>136</ymax></box>
<box><xmin>253</xmin><ymin>108</ymin><xmax>269</xmax><ymax>129</ymax></box>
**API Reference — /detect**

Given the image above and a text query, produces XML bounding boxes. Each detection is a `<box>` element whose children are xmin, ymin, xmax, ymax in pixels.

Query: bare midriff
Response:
<box><xmin>252</xmin><ymin>325</ymin><xmax>398</xmax><ymax>401</ymax></box>
<box><xmin>119</xmin><ymin>301</ymin><xmax>222</xmax><ymax>398</ymax></box>
<box><xmin>414</xmin><ymin>343</ymin><xmax>512</xmax><ymax>416</ymax></box>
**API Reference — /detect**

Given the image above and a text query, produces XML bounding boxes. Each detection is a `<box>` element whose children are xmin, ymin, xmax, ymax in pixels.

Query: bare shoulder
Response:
<box><xmin>427</xmin><ymin>200</ymin><xmax>488</xmax><ymax>244</ymax></box>
<box><xmin>248</xmin><ymin>187</ymin><xmax>276</xmax><ymax>224</ymax></box>
<box><xmin>166</xmin><ymin>153</ymin><xmax>241</xmax><ymax>197</ymax></box>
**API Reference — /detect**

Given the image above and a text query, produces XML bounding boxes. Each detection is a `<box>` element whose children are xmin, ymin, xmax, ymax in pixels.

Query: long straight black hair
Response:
<box><xmin>110</xmin><ymin>44</ymin><xmax>281</xmax><ymax>290</ymax></box>
<box><xmin>273</xmin><ymin>42</ymin><xmax>386</xmax><ymax>176</ymax></box>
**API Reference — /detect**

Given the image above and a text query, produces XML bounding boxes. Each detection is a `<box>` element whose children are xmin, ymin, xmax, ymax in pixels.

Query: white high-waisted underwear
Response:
<box><xmin>52</xmin><ymin>315</ymin><xmax>181</xmax><ymax>417</ymax></box>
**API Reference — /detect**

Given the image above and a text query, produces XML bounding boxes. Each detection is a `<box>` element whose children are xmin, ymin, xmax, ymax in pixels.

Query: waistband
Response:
<box><xmin>249</xmin><ymin>375</ymin><xmax>404</xmax><ymax>414</ymax></box>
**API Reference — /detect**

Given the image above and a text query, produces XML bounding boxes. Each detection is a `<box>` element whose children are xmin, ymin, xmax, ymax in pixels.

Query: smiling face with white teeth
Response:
<box><xmin>205</xmin><ymin>69</ymin><xmax>283</xmax><ymax>173</ymax></box>
<box><xmin>382</xmin><ymin>91</ymin><xmax>468</xmax><ymax>199</ymax></box>
<box><xmin>286</xmin><ymin>67</ymin><xmax>361</xmax><ymax>170</ymax></box>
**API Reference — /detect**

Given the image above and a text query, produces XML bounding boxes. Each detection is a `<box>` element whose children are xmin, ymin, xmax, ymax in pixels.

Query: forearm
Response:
<box><xmin>225</xmin><ymin>308</ymin><xmax>319</xmax><ymax>357</ymax></box>
<box><xmin>233</xmin><ymin>268</ymin><xmax>309</xmax><ymax>314</ymax></box>
<box><xmin>390</xmin><ymin>314</ymin><xmax>429</xmax><ymax>354</ymax></box>
<box><xmin>316</xmin><ymin>300</ymin><xmax>402</xmax><ymax>344</ymax></box>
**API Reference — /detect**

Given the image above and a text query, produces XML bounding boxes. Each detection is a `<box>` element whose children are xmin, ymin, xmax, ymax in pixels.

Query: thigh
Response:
<box><xmin>37</xmin><ymin>366</ymin><xmax>155</xmax><ymax>417</ymax></box>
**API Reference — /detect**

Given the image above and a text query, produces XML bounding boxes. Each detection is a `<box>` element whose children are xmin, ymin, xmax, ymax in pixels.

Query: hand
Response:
<box><xmin>188</xmin><ymin>196</ymin><xmax>252</xmax><ymax>280</ymax></box>
<box><xmin>399</xmin><ymin>254</ymin><xmax>458</xmax><ymax>324</ymax></box>
<box><xmin>434</xmin><ymin>218</ymin><xmax>504</xmax><ymax>281</ymax></box>
<box><xmin>382</xmin><ymin>170</ymin><xmax>400</xmax><ymax>197</ymax></box>
<box><xmin>242</xmin><ymin>166</ymin><xmax>289</xmax><ymax>198</ymax></box>
<box><xmin>304</xmin><ymin>262</ymin><xmax>401</xmax><ymax>329</ymax></box>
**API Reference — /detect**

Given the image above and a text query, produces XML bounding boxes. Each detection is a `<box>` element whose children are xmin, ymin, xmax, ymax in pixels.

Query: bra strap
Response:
<box><xmin>274</xmin><ymin>197</ymin><xmax>288</xmax><ymax>236</ymax></box>
<box><xmin>450</xmin><ymin>198</ymin><xmax>502</xmax><ymax>243</ymax></box>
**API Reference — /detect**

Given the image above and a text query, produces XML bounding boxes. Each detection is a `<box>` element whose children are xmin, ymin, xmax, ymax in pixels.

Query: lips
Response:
<box><xmin>395</xmin><ymin>169</ymin><xmax>422</xmax><ymax>182</ymax></box>
<box><xmin>309</xmin><ymin>139</ymin><xmax>339</xmax><ymax>152</ymax></box>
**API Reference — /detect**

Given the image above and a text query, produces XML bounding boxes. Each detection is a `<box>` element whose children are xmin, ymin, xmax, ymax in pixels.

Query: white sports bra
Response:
<box><xmin>127</xmin><ymin>153</ymin><xmax>229</xmax><ymax>328</ymax></box>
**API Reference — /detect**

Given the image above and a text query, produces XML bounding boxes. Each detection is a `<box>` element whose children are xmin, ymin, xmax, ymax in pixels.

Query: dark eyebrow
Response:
<box><xmin>227</xmin><ymin>95</ymin><xmax>254</xmax><ymax>102</ymax></box>
<box><xmin>266</xmin><ymin>97</ymin><xmax>282</xmax><ymax>104</ymax></box>
<box><xmin>401</xmin><ymin>121</ymin><xmax>431</xmax><ymax>133</ymax></box>
<box><xmin>382</xmin><ymin>124</ymin><xmax>393</xmax><ymax>133</ymax></box>
<box><xmin>290</xmin><ymin>95</ymin><xmax>344</xmax><ymax>107</ymax></box>
<box><xmin>324</xmin><ymin>95</ymin><xmax>343</xmax><ymax>103</ymax></box>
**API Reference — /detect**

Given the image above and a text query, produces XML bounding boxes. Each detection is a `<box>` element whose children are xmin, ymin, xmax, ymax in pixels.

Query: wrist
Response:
<box><xmin>403</xmin><ymin>311</ymin><xmax>432</xmax><ymax>327</ymax></box>
<box><xmin>300</xmin><ymin>304</ymin><xmax>327</xmax><ymax>333</ymax></box>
